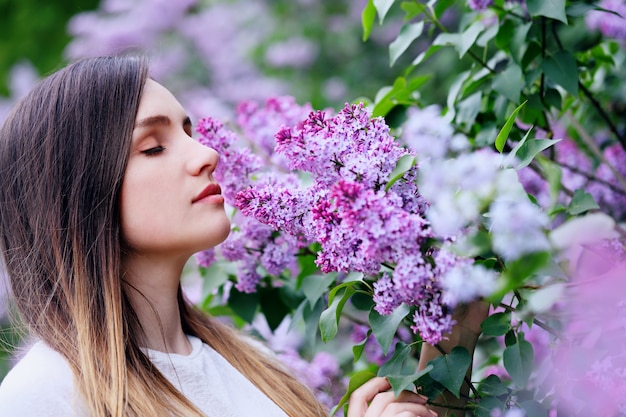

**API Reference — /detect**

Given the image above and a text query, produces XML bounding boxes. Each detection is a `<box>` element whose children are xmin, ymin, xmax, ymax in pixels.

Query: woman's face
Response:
<box><xmin>119</xmin><ymin>79</ymin><xmax>230</xmax><ymax>258</ymax></box>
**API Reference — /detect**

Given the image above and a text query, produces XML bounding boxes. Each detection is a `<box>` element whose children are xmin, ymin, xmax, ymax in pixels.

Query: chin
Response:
<box><xmin>201</xmin><ymin>217</ymin><xmax>232</xmax><ymax>249</ymax></box>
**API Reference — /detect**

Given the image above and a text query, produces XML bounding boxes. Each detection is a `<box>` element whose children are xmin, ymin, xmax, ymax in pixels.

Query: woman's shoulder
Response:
<box><xmin>0</xmin><ymin>341</ymin><xmax>84</xmax><ymax>417</ymax></box>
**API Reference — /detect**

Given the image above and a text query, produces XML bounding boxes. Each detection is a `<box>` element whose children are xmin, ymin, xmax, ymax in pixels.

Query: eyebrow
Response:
<box><xmin>134</xmin><ymin>115</ymin><xmax>192</xmax><ymax>130</ymax></box>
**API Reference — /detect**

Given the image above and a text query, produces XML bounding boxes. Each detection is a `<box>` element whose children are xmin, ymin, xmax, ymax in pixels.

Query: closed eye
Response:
<box><xmin>141</xmin><ymin>146</ymin><xmax>166</xmax><ymax>156</ymax></box>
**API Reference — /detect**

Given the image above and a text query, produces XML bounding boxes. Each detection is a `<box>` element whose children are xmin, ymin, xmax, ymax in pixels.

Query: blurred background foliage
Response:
<box><xmin>0</xmin><ymin>0</ymin><xmax>100</xmax><ymax>95</ymax></box>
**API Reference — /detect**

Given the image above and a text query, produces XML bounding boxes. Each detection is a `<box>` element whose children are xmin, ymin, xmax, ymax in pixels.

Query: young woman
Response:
<box><xmin>0</xmin><ymin>56</ymin><xmax>437</xmax><ymax>417</ymax></box>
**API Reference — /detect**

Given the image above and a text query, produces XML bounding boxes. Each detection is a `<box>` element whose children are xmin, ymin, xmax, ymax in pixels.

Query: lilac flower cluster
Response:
<box><xmin>236</xmin><ymin>96</ymin><xmax>313</xmax><ymax>167</ymax></box>
<box><xmin>235</xmin><ymin>102</ymin><xmax>459</xmax><ymax>344</ymax></box>
<box><xmin>586</xmin><ymin>0</ymin><xmax>626</xmax><ymax>41</ymax></box>
<box><xmin>277</xmin><ymin>349</ymin><xmax>345</xmax><ymax>409</ymax></box>
<box><xmin>195</xmin><ymin>101</ymin><xmax>313</xmax><ymax>292</ymax></box>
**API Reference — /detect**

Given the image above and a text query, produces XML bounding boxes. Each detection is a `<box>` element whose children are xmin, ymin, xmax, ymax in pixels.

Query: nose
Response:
<box><xmin>186</xmin><ymin>137</ymin><xmax>219</xmax><ymax>176</ymax></box>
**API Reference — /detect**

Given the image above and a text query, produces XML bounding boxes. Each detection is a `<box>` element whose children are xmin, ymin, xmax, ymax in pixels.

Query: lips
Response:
<box><xmin>192</xmin><ymin>183</ymin><xmax>222</xmax><ymax>203</ymax></box>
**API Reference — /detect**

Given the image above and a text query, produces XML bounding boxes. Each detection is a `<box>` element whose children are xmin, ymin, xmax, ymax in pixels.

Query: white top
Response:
<box><xmin>0</xmin><ymin>336</ymin><xmax>288</xmax><ymax>417</ymax></box>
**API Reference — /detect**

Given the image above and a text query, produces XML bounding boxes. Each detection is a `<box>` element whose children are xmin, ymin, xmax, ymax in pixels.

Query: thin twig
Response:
<box><xmin>567</xmin><ymin>113</ymin><xmax>626</xmax><ymax>193</ymax></box>
<box><xmin>558</xmin><ymin>161</ymin><xmax>626</xmax><ymax>196</ymax></box>
<box><xmin>578</xmin><ymin>82</ymin><xmax>626</xmax><ymax>151</ymax></box>
<box><xmin>498</xmin><ymin>303</ymin><xmax>563</xmax><ymax>339</ymax></box>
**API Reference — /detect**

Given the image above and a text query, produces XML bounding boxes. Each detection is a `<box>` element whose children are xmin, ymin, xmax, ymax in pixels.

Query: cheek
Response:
<box><xmin>118</xmin><ymin>168</ymin><xmax>175</xmax><ymax>247</ymax></box>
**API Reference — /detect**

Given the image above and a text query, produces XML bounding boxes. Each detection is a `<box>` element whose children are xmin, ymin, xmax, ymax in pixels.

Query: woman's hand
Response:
<box><xmin>347</xmin><ymin>377</ymin><xmax>436</xmax><ymax>417</ymax></box>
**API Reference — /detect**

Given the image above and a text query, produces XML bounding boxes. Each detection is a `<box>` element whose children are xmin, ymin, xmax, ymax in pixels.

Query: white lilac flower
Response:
<box><xmin>488</xmin><ymin>195</ymin><xmax>551</xmax><ymax>261</ymax></box>
<box><xmin>400</xmin><ymin>105</ymin><xmax>469</xmax><ymax>160</ymax></box>
<box><xmin>418</xmin><ymin>150</ymin><xmax>502</xmax><ymax>237</ymax></box>
<box><xmin>441</xmin><ymin>263</ymin><xmax>498</xmax><ymax>305</ymax></box>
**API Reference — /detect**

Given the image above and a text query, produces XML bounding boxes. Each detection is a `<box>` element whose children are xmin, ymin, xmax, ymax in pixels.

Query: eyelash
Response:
<box><xmin>141</xmin><ymin>146</ymin><xmax>166</xmax><ymax>156</ymax></box>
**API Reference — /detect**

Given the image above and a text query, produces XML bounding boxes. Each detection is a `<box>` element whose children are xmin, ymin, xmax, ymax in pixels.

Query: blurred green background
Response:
<box><xmin>0</xmin><ymin>0</ymin><xmax>100</xmax><ymax>95</ymax></box>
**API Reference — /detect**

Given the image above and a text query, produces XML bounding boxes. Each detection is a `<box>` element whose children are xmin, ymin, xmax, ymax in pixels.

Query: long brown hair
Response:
<box><xmin>0</xmin><ymin>56</ymin><xmax>326</xmax><ymax>417</ymax></box>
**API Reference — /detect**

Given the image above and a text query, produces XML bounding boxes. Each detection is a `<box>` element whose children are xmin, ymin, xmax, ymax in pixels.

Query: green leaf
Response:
<box><xmin>428</xmin><ymin>346</ymin><xmax>471</xmax><ymax>398</ymax></box>
<box><xmin>412</xmin><ymin>44</ymin><xmax>443</xmax><ymax>66</ymax></box>
<box><xmin>303</xmin><ymin>298</ymin><xmax>325</xmax><ymax>348</ymax></box>
<box><xmin>433</xmin><ymin>21</ymin><xmax>484</xmax><ymax>58</ymax></box>
<box><xmin>520</xmin><ymin>400</ymin><xmax>549</xmax><ymax>417</ymax></box>
<box><xmin>491</xmin><ymin>251</ymin><xmax>551</xmax><ymax>301</ymax></box>
<box><xmin>374</xmin><ymin>0</ymin><xmax>395</xmax><ymax>24</ymax></box>
<box><xmin>526</xmin><ymin>0</ymin><xmax>567</xmax><ymax>23</ymax></box>
<box><xmin>446</xmin><ymin>70</ymin><xmax>472</xmax><ymax>120</ymax></box>
<box><xmin>503</xmin><ymin>334</ymin><xmax>535</xmax><ymax>386</ymax></box>
<box><xmin>201</xmin><ymin>261</ymin><xmax>235</xmax><ymax>295</ymax></box>
<box><xmin>568</xmin><ymin>189</ymin><xmax>600</xmax><ymax>215</ymax></box>
<box><xmin>300</xmin><ymin>273</ymin><xmax>336</xmax><ymax>307</ymax></box>
<box><xmin>400</xmin><ymin>1</ymin><xmax>427</xmax><ymax>20</ymax></box>
<box><xmin>259</xmin><ymin>286</ymin><xmax>291</xmax><ymax>331</ymax></box>
<box><xmin>330</xmin><ymin>370</ymin><xmax>377</xmax><ymax>416</ymax></box>
<box><xmin>474</xmin><ymin>396</ymin><xmax>506</xmax><ymax>417</ymax></box>
<box><xmin>544</xmin><ymin>88</ymin><xmax>562</xmax><ymax>110</ymax></box>
<box><xmin>514</xmin><ymin>138</ymin><xmax>562</xmax><ymax>169</ymax></box>
<box><xmin>378</xmin><ymin>342</ymin><xmax>411</xmax><ymax>376</ymax></box>
<box><xmin>495</xmin><ymin>100</ymin><xmax>527</xmax><ymax>153</ymax></box>
<box><xmin>504</xmin><ymin>329</ymin><xmax>516</xmax><ymax>347</ymax></box>
<box><xmin>503</xmin><ymin>126</ymin><xmax>534</xmax><ymax>168</ymax></box>
<box><xmin>492</xmin><ymin>63</ymin><xmax>523</xmax><ymax>103</ymax></box>
<box><xmin>387</xmin><ymin>366</ymin><xmax>432</xmax><ymax>397</ymax></box>
<box><xmin>362</xmin><ymin>0</ymin><xmax>376</xmax><ymax>41</ymax></box>
<box><xmin>319</xmin><ymin>286</ymin><xmax>355</xmax><ymax>342</ymax></box>
<box><xmin>481</xmin><ymin>312</ymin><xmax>511</xmax><ymax>336</ymax></box>
<box><xmin>456</xmin><ymin>91</ymin><xmax>482</xmax><ymax>126</ymax></box>
<box><xmin>352</xmin><ymin>329</ymin><xmax>371</xmax><ymax>363</ymax></box>
<box><xmin>433</xmin><ymin>0</ymin><xmax>455</xmax><ymax>18</ymax></box>
<box><xmin>477</xmin><ymin>374</ymin><xmax>509</xmax><ymax>397</ymax></box>
<box><xmin>369</xmin><ymin>304</ymin><xmax>411</xmax><ymax>354</ymax></box>
<box><xmin>389</xmin><ymin>21</ymin><xmax>424</xmax><ymax>66</ymax></box>
<box><xmin>386</xmin><ymin>154</ymin><xmax>416</xmax><ymax>191</ymax></box>
<box><xmin>510</xmin><ymin>22</ymin><xmax>532</xmax><ymax>64</ymax></box>
<box><xmin>228</xmin><ymin>287</ymin><xmax>259</xmax><ymax>324</ymax></box>
<box><xmin>459</xmin><ymin>21</ymin><xmax>485</xmax><ymax>58</ymax></box>
<box><xmin>542</xmin><ymin>50</ymin><xmax>578</xmax><ymax>96</ymax></box>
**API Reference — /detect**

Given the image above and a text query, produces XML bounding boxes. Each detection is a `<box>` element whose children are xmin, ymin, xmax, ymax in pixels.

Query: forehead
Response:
<box><xmin>135</xmin><ymin>79</ymin><xmax>185</xmax><ymax>121</ymax></box>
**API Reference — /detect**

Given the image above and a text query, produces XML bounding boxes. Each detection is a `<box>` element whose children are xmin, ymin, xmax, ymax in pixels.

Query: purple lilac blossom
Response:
<box><xmin>196</xmin><ymin>117</ymin><xmax>264</xmax><ymax>203</ymax></box>
<box><xmin>588</xmin><ymin>143</ymin><xmax>626</xmax><ymax>220</ymax></box>
<box><xmin>195</xmin><ymin>248</ymin><xmax>216</xmax><ymax>268</ymax></box>
<box><xmin>276</xmin><ymin>349</ymin><xmax>345</xmax><ymax>410</ymax></box>
<box><xmin>550</xmin><ymin>241</ymin><xmax>626</xmax><ymax>416</ymax></box>
<box><xmin>236</xmin><ymin>96</ymin><xmax>313</xmax><ymax>166</ymax></box>
<box><xmin>586</xmin><ymin>0</ymin><xmax>626</xmax><ymax>41</ymax></box>
<box><xmin>237</xmin><ymin>102</ymin><xmax>461</xmax><ymax>343</ymax></box>
<box><xmin>556</xmin><ymin>138</ymin><xmax>594</xmax><ymax>192</ymax></box>
<box><xmin>220</xmin><ymin>216</ymin><xmax>302</xmax><ymax>292</ymax></box>
<box><xmin>264</xmin><ymin>37</ymin><xmax>319</xmax><ymax>68</ymax></box>
<box><xmin>274</xmin><ymin>103</ymin><xmax>409</xmax><ymax>190</ymax></box>
<box><xmin>311</xmin><ymin>180</ymin><xmax>431</xmax><ymax>274</ymax></box>
<box><xmin>468</xmin><ymin>0</ymin><xmax>493</xmax><ymax>10</ymax></box>
<box><xmin>411</xmin><ymin>286</ymin><xmax>455</xmax><ymax>345</ymax></box>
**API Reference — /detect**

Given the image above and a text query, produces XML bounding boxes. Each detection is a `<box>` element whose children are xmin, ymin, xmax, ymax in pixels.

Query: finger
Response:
<box><xmin>374</xmin><ymin>401</ymin><xmax>437</xmax><ymax>417</ymax></box>
<box><xmin>347</xmin><ymin>377</ymin><xmax>392</xmax><ymax>417</ymax></box>
<box><xmin>366</xmin><ymin>390</ymin><xmax>428</xmax><ymax>417</ymax></box>
<box><xmin>396</xmin><ymin>390</ymin><xmax>428</xmax><ymax>405</ymax></box>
